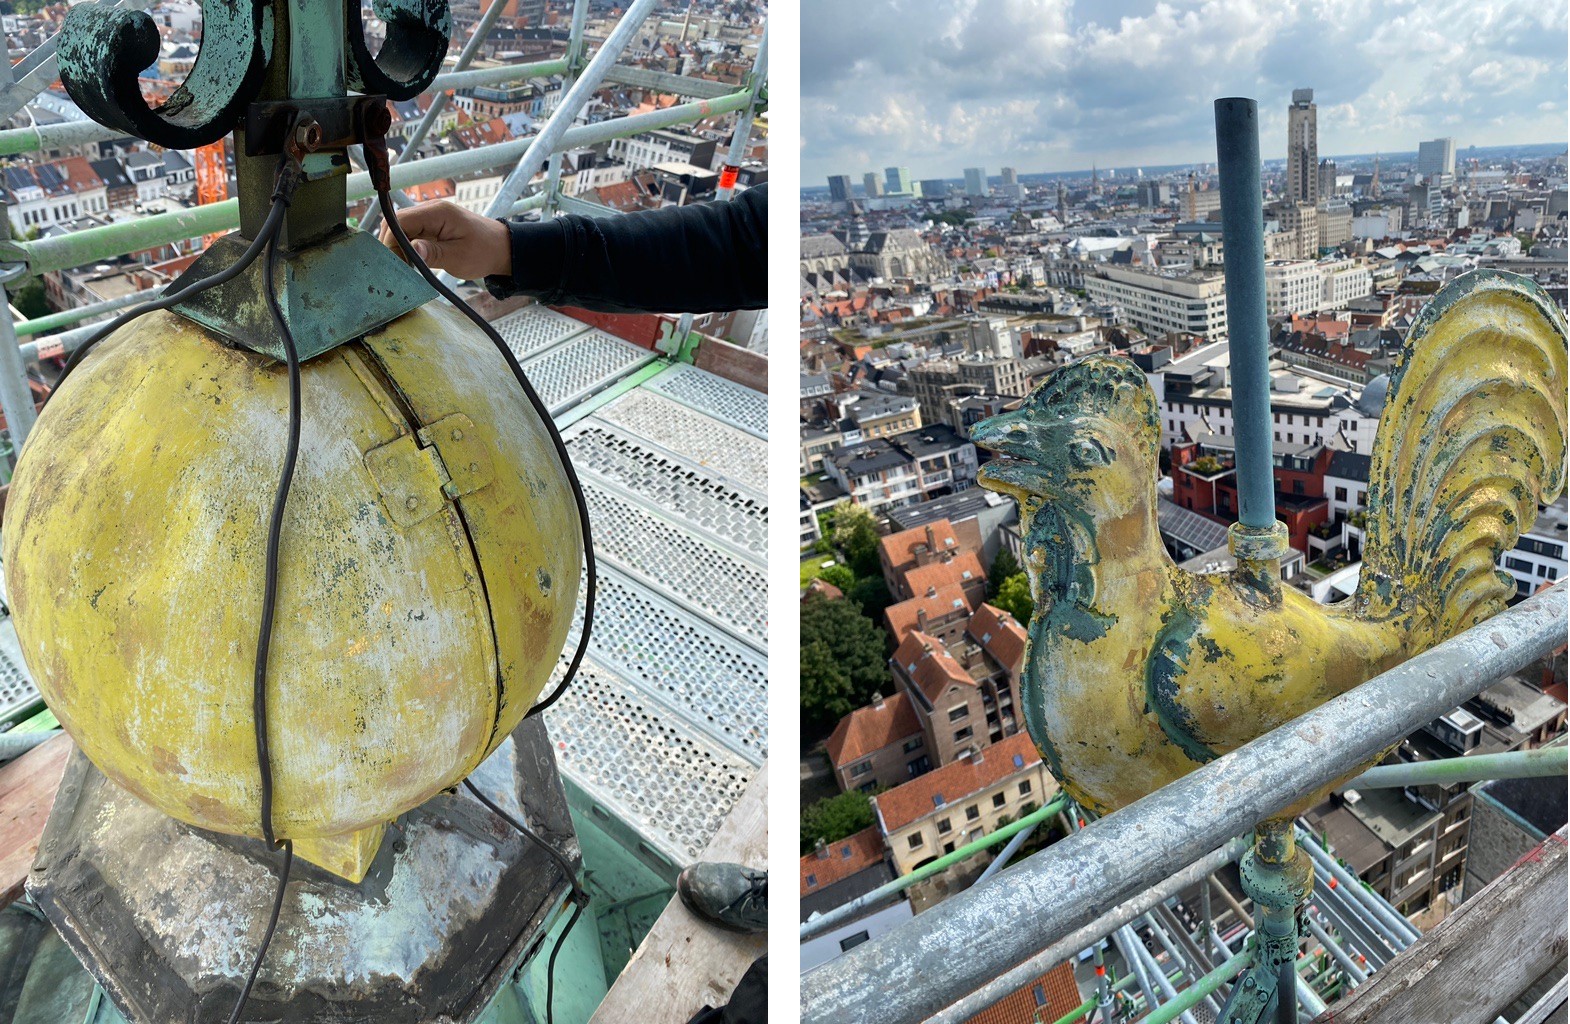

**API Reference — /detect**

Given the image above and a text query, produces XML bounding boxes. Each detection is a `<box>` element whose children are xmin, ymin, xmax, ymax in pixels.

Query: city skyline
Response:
<box><xmin>802</xmin><ymin>0</ymin><xmax>1567</xmax><ymax>184</ymax></box>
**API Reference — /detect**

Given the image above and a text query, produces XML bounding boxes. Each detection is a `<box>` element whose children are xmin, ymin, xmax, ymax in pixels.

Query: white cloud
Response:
<box><xmin>802</xmin><ymin>0</ymin><xmax>1567</xmax><ymax>183</ymax></box>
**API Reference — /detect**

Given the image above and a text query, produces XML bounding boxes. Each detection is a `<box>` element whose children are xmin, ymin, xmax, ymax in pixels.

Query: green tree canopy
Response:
<box><xmin>829</xmin><ymin>501</ymin><xmax>882</xmax><ymax>577</ymax></box>
<box><xmin>814</xmin><ymin>562</ymin><xmax>855</xmax><ymax>593</ymax></box>
<box><xmin>10</xmin><ymin>279</ymin><xmax>49</xmax><ymax>321</ymax></box>
<box><xmin>846</xmin><ymin>573</ymin><xmax>892</xmax><ymax>625</ymax></box>
<box><xmin>801</xmin><ymin>789</ymin><xmax>876</xmax><ymax>854</ymax></box>
<box><xmin>801</xmin><ymin>591</ymin><xmax>889</xmax><ymax>738</ymax></box>
<box><xmin>988</xmin><ymin>548</ymin><xmax>1020</xmax><ymax>598</ymax></box>
<box><xmin>994</xmin><ymin>573</ymin><xmax>1034</xmax><ymax>624</ymax></box>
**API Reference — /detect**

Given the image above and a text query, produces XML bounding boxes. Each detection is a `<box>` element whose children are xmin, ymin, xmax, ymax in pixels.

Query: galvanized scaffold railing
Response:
<box><xmin>800</xmin><ymin>581</ymin><xmax>1568</xmax><ymax>1024</ymax></box>
<box><xmin>0</xmin><ymin>0</ymin><xmax>768</xmax><ymax>456</ymax></box>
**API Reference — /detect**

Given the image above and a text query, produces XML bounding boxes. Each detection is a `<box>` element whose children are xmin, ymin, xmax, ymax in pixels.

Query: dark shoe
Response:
<box><xmin>676</xmin><ymin>862</ymin><xmax>767</xmax><ymax>934</ymax></box>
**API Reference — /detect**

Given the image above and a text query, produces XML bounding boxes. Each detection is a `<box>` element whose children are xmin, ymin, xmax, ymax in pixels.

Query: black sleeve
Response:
<box><xmin>486</xmin><ymin>184</ymin><xmax>767</xmax><ymax>314</ymax></box>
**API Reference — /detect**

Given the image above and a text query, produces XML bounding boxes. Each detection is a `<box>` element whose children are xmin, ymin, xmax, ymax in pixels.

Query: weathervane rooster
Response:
<box><xmin>974</xmin><ymin>270</ymin><xmax>1567</xmax><ymax>817</ymax></box>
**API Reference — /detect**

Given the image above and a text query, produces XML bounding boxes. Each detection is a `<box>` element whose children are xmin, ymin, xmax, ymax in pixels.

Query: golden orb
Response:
<box><xmin>3</xmin><ymin>301</ymin><xmax>582</xmax><ymax>881</ymax></box>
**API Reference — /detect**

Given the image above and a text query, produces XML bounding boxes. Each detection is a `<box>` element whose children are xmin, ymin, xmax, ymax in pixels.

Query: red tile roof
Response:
<box><xmin>968</xmin><ymin>603</ymin><xmax>1027</xmax><ymax>674</ymax></box>
<box><xmin>904</xmin><ymin>551</ymin><xmax>986</xmax><ymax>600</ymax></box>
<box><xmin>825</xmin><ymin>692</ymin><xmax>922</xmax><ymax>769</ymax></box>
<box><xmin>800</xmin><ymin>827</ymin><xmax>885</xmax><ymax>894</ymax></box>
<box><xmin>884</xmin><ymin>583</ymin><xmax>974</xmax><ymax>642</ymax></box>
<box><xmin>804</xmin><ymin>578</ymin><xmax>844</xmax><ymax>601</ymax></box>
<box><xmin>880</xmin><ymin>518</ymin><xmax>961</xmax><ymax>571</ymax></box>
<box><xmin>962</xmin><ymin>961</ymin><xmax>1083</xmax><ymax>1024</ymax></box>
<box><xmin>873</xmin><ymin>732</ymin><xmax>1041</xmax><ymax>833</ymax></box>
<box><xmin>892</xmin><ymin>630</ymin><xmax>976</xmax><ymax>705</ymax></box>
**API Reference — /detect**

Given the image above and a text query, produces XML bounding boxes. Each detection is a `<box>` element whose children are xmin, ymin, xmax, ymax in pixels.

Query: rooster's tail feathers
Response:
<box><xmin>1354</xmin><ymin>269</ymin><xmax>1567</xmax><ymax>644</ymax></box>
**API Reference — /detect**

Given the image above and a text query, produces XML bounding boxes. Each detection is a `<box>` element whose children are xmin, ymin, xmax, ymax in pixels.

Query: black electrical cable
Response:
<box><xmin>47</xmin><ymin>195</ymin><xmax>291</xmax><ymax>402</ymax></box>
<box><xmin>462</xmin><ymin>778</ymin><xmax>588</xmax><ymax>1024</ymax></box>
<box><xmin>377</xmin><ymin>192</ymin><xmax>596</xmax><ymax>720</ymax></box>
<box><xmin>225</xmin><ymin>162</ymin><xmax>305</xmax><ymax>1024</ymax></box>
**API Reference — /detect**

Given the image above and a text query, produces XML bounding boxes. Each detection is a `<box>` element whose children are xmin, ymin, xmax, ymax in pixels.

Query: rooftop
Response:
<box><xmin>873</xmin><ymin>732</ymin><xmax>1042</xmax><ymax>834</ymax></box>
<box><xmin>825</xmin><ymin>692</ymin><xmax>922</xmax><ymax>770</ymax></box>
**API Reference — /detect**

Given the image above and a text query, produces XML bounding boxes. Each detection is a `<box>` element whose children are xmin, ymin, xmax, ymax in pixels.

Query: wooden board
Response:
<box><xmin>589</xmin><ymin>764</ymin><xmax>767</xmax><ymax>1024</ymax></box>
<box><xmin>0</xmin><ymin>733</ymin><xmax>72</xmax><ymax>906</ymax></box>
<box><xmin>1315</xmin><ymin>826</ymin><xmax>1568</xmax><ymax>1024</ymax></box>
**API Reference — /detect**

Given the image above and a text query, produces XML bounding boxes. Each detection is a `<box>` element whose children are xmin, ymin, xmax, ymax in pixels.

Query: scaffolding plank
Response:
<box><xmin>543</xmin><ymin>658</ymin><xmax>752</xmax><ymax>869</ymax></box>
<box><xmin>594</xmin><ymin>388</ymin><xmax>767</xmax><ymax>495</ymax></box>
<box><xmin>521</xmin><ymin>331</ymin><xmax>657</xmax><ymax>414</ymax></box>
<box><xmin>562</xmin><ymin>420</ymin><xmax>766</xmax><ymax>563</ymax></box>
<box><xmin>0</xmin><ymin>733</ymin><xmax>71</xmax><ymax>907</ymax></box>
<box><xmin>569</xmin><ymin>566</ymin><xmax>766</xmax><ymax>765</ymax></box>
<box><xmin>642</xmin><ymin>363</ymin><xmax>767</xmax><ymax>439</ymax></box>
<box><xmin>578</xmin><ymin>482</ymin><xmax>767</xmax><ymax>651</ymax></box>
<box><xmin>488</xmin><ymin>302</ymin><xmax>591</xmax><ymax>361</ymax></box>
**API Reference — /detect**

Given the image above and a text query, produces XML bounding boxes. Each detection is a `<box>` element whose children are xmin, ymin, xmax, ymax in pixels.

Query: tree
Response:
<box><xmin>816</xmin><ymin>563</ymin><xmax>855</xmax><ymax>592</ymax></box>
<box><xmin>801</xmin><ymin>790</ymin><xmax>876</xmax><ymax>853</ymax></box>
<box><xmin>846</xmin><ymin>573</ymin><xmax>892</xmax><ymax>625</ymax></box>
<box><xmin>829</xmin><ymin>501</ymin><xmax>882</xmax><ymax>577</ymax></box>
<box><xmin>801</xmin><ymin>591</ymin><xmax>889</xmax><ymax>738</ymax></box>
<box><xmin>988</xmin><ymin>549</ymin><xmax>1020</xmax><ymax>598</ymax></box>
<box><xmin>994</xmin><ymin>573</ymin><xmax>1034</xmax><ymax>624</ymax></box>
<box><xmin>10</xmin><ymin>279</ymin><xmax>50</xmax><ymax>321</ymax></box>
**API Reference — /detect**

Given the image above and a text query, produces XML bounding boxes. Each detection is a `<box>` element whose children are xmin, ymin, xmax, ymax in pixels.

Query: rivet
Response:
<box><xmin>468</xmin><ymin>462</ymin><xmax>480</xmax><ymax>473</ymax></box>
<box><xmin>405</xmin><ymin>496</ymin><xmax>419</xmax><ymax>510</ymax></box>
<box><xmin>451</xmin><ymin>429</ymin><xmax>464</xmax><ymax>442</ymax></box>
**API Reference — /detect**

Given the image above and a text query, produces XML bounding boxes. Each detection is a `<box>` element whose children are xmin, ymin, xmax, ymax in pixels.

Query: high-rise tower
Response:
<box><xmin>1286</xmin><ymin>88</ymin><xmax>1318</xmax><ymax>204</ymax></box>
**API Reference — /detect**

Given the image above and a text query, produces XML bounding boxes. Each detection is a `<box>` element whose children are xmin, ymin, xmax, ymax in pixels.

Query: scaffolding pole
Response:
<box><xmin>800</xmin><ymin>583</ymin><xmax>1568</xmax><ymax>1024</ymax></box>
<box><xmin>716</xmin><ymin>22</ymin><xmax>767</xmax><ymax>201</ymax></box>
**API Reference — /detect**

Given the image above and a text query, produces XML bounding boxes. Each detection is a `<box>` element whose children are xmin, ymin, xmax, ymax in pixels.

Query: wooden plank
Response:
<box><xmin>589</xmin><ymin>764</ymin><xmax>767</xmax><ymax>1024</ymax></box>
<box><xmin>0</xmin><ymin>732</ymin><xmax>71</xmax><ymax>907</ymax></box>
<box><xmin>1314</xmin><ymin>826</ymin><xmax>1568</xmax><ymax>1024</ymax></box>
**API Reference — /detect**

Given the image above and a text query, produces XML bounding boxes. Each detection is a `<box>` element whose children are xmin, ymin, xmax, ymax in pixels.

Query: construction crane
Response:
<box><xmin>194</xmin><ymin>138</ymin><xmax>227</xmax><ymax>247</ymax></box>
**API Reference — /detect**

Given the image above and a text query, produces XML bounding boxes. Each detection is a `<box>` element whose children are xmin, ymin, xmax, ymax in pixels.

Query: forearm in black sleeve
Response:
<box><xmin>487</xmin><ymin>184</ymin><xmax>767</xmax><ymax>314</ymax></box>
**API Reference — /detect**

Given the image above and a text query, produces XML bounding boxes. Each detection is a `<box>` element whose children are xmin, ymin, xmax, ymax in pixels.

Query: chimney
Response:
<box><xmin>873</xmin><ymin>694</ymin><xmax>885</xmax><ymax>710</ymax></box>
<box><xmin>916</xmin><ymin>608</ymin><xmax>928</xmax><ymax>631</ymax></box>
<box><xmin>924</xmin><ymin>525</ymin><xmax>935</xmax><ymax>552</ymax></box>
<box><xmin>815</xmin><ymin>839</ymin><xmax>829</xmax><ymax>860</ymax></box>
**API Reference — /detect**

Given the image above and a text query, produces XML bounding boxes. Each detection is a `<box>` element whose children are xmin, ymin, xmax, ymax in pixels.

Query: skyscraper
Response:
<box><xmin>1417</xmin><ymin>138</ymin><xmax>1457</xmax><ymax>180</ymax></box>
<box><xmin>1286</xmin><ymin>88</ymin><xmax>1318</xmax><ymax>205</ymax></box>
<box><xmin>1001</xmin><ymin>167</ymin><xmax>1018</xmax><ymax>186</ymax></box>
<box><xmin>863</xmin><ymin>172</ymin><xmax>884</xmax><ymax>198</ymax></box>
<box><xmin>885</xmin><ymin>166</ymin><xmax>913</xmax><ymax>195</ymax></box>
<box><xmin>827</xmin><ymin>174</ymin><xmax>853</xmax><ymax>203</ymax></box>
<box><xmin>964</xmin><ymin>167</ymin><xmax>987</xmax><ymax>196</ymax></box>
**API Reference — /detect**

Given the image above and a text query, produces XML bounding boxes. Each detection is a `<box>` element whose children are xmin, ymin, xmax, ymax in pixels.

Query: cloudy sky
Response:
<box><xmin>801</xmin><ymin>0</ymin><xmax>1568</xmax><ymax>185</ymax></box>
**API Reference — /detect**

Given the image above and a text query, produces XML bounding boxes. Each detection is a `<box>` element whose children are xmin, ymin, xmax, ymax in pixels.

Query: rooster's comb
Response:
<box><xmin>1025</xmin><ymin>356</ymin><xmax>1154</xmax><ymax>422</ymax></box>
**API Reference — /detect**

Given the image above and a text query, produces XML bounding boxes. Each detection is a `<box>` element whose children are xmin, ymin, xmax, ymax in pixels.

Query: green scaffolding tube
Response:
<box><xmin>1144</xmin><ymin>951</ymin><xmax>1251</xmax><ymax>1024</ymax></box>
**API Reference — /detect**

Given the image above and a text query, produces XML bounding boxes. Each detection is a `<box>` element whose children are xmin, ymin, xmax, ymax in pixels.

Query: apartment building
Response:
<box><xmin>1264</xmin><ymin>260</ymin><xmax>1325</xmax><ymax>317</ymax></box>
<box><xmin>1500</xmin><ymin>497</ymin><xmax>1567</xmax><ymax>598</ymax></box>
<box><xmin>826</xmin><ymin>692</ymin><xmax>931</xmax><ymax>794</ymax></box>
<box><xmin>1083</xmin><ymin>265</ymin><xmax>1229</xmax><ymax>341</ymax></box>
<box><xmin>874</xmin><ymin>733</ymin><xmax>1055</xmax><ymax>874</ymax></box>
<box><xmin>608</xmin><ymin>128</ymin><xmax>717</xmax><ymax>173</ymax></box>
<box><xmin>822</xmin><ymin>440</ymin><xmax>921</xmax><ymax>515</ymax></box>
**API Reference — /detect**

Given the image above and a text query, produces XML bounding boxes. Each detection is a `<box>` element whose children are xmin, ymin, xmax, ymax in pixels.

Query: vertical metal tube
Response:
<box><xmin>975</xmin><ymin>823</ymin><xmax>1037</xmax><ymax>884</ymax></box>
<box><xmin>1213</xmin><ymin>98</ymin><xmax>1276</xmax><ymax>532</ymax></box>
<box><xmin>542</xmin><ymin>0</ymin><xmax>593</xmax><ymax>218</ymax></box>
<box><xmin>716</xmin><ymin>22</ymin><xmax>767</xmax><ymax>201</ymax></box>
<box><xmin>483</xmin><ymin>0</ymin><xmax>663</xmax><ymax>220</ymax></box>
<box><xmin>0</xmin><ymin>267</ymin><xmax>40</xmax><ymax>451</ymax></box>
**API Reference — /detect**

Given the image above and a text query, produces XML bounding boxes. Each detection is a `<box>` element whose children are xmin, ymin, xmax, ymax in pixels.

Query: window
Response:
<box><xmin>839</xmin><ymin>931</ymin><xmax>871</xmax><ymax>952</ymax></box>
<box><xmin>948</xmin><ymin>706</ymin><xmax>968</xmax><ymax>722</ymax></box>
<box><xmin>903</xmin><ymin>737</ymin><xmax>924</xmax><ymax>753</ymax></box>
<box><xmin>805</xmin><ymin>874</ymin><xmax>817</xmax><ymax>888</ymax></box>
<box><xmin>966</xmin><ymin>805</ymin><xmax>980</xmax><ymax>821</ymax></box>
<box><xmin>937</xmin><ymin>818</ymin><xmax>952</xmax><ymax>834</ymax></box>
<box><xmin>954</xmin><ymin>727</ymin><xmax>973</xmax><ymax>743</ymax></box>
<box><xmin>907</xmin><ymin>833</ymin><xmax>924</xmax><ymax>850</ymax></box>
<box><xmin>1019</xmin><ymin>780</ymin><xmax>1032</xmax><ymax>795</ymax></box>
<box><xmin>850</xmin><ymin>762</ymin><xmax>872</xmax><ymax>778</ymax></box>
<box><xmin>992</xmin><ymin>792</ymin><xmax>1007</xmax><ymax>808</ymax></box>
<box><xmin>1335</xmin><ymin>486</ymin><xmax>1348</xmax><ymax>502</ymax></box>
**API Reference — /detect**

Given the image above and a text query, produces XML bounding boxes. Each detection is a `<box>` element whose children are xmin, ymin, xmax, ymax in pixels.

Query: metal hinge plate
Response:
<box><xmin>365</xmin><ymin>412</ymin><xmax>493</xmax><ymax>528</ymax></box>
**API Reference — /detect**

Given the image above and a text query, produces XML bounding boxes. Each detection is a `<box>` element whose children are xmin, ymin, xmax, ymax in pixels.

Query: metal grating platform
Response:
<box><xmin>561</xmin><ymin>422</ymin><xmax>766</xmax><ymax>562</ymax></box>
<box><xmin>594</xmin><ymin>389</ymin><xmax>767</xmax><ymax>495</ymax></box>
<box><xmin>578</xmin><ymin>482</ymin><xmax>768</xmax><ymax>651</ymax></box>
<box><xmin>642</xmin><ymin>363</ymin><xmax>768</xmax><ymax>439</ymax></box>
<box><xmin>489</xmin><ymin>302</ymin><xmax>592</xmax><ymax>361</ymax></box>
<box><xmin>0</xmin><ymin>619</ymin><xmax>39</xmax><ymax>725</ymax></box>
<box><xmin>520</xmin><ymin>331</ymin><xmax>657</xmax><ymax>415</ymax></box>
<box><xmin>569</xmin><ymin>566</ymin><xmax>766</xmax><ymax>765</ymax></box>
<box><xmin>544</xmin><ymin>658</ymin><xmax>752</xmax><ymax>867</ymax></box>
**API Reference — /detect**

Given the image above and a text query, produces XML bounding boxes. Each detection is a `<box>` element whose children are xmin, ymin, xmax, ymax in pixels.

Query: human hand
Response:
<box><xmin>377</xmin><ymin>200</ymin><xmax>512</xmax><ymax>281</ymax></box>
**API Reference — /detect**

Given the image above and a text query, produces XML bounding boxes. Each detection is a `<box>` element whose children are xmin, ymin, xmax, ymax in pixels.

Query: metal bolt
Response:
<box><xmin>294</xmin><ymin>117</ymin><xmax>323</xmax><ymax>152</ymax></box>
<box><xmin>468</xmin><ymin>462</ymin><xmax>479</xmax><ymax>473</ymax></box>
<box><xmin>405</xmin><ymin>495</ymin><xmax>419</xmax><ymax>510</ymax></box>
<box><xmin>450</xmin><ymin>428</ymin><xmax>464</xmax><ymax>442</ymax></box>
